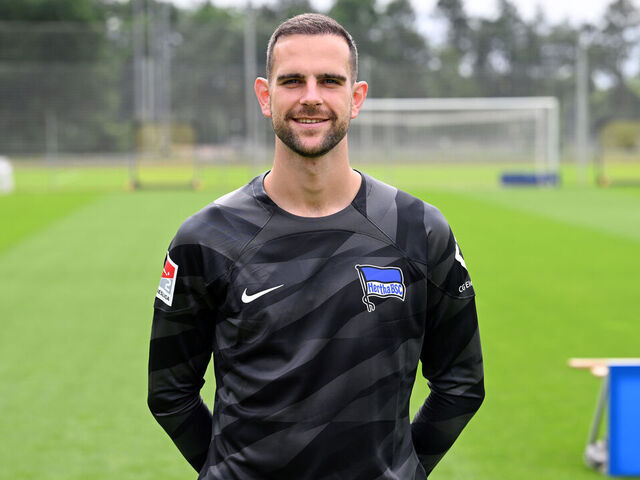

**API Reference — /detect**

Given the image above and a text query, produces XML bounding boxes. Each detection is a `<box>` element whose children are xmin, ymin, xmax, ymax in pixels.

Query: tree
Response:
<box><xmin>0</xmin><ymin>0</ymin><xmax>131</xmax><ymax>153</ymax></box>
<box><xmin>171</xmin><ymin>3</ymin><xmax>246</xmax><ymax>143</ymax></box>
<box><xmin>435</xmin><ymin>0</ymin><xmax>471</xmax><ymax>54</ymax></box>
<box><xmin>430</xmin><ymin>0</ymin><xmax>480</xmax><ymax>97</ymax></box>
<box><xmin>328</xmin><ymin>0</ymin><xmax>379</xmax><ymax>58</ymax></box>
<box><xmin>328</xmin><ymin>0</ymin><xmax>430</xmax><ymax>97</ymax></box>
<box><xmin>0</xmin><ymin>0</ymin><xmax>107</xmax><ymax>62</ymax></box>
<box><xmin>589</xmin><ymin>0</ymin><xmax>640</xmax><ymax>119</ymax></box>
<box><xmin>0</xmin><ymin>0</ymin><xmax>104</xmax><ymax>22</ymax></box>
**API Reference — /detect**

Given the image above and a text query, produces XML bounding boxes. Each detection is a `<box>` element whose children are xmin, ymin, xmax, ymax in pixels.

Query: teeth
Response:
<box><xmin>297</xmin><ymin>119</ymin><xmax>324</xmax><ymax>124</ymax></box>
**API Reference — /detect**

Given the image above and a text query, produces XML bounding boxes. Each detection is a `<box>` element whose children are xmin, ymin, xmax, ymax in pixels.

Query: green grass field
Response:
<box><xmin>1</xmin><ymin>163</ymin><xmax>639</xmax><ymax>479</ymax></box>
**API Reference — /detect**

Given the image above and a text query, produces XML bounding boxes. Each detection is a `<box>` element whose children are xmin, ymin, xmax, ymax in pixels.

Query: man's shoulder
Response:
<box><xmin>361</xmin><ymin>173</ymin><xmax>451</xmax><ymax>257</ymax></box>
<box><xmin>171</xmin><ymin>176</ymin><xmax>272</xmax><ymax>257</ymax></box>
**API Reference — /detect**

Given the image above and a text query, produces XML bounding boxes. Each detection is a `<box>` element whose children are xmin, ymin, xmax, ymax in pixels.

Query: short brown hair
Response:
<box><xmin>266</xmin><ymin>13</ymin><xmax>358</xmax><ymax>82</ymax></box>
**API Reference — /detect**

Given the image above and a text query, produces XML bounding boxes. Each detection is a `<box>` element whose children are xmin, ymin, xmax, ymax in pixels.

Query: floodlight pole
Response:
<box><xmin>132</xmin><ymin>0</ymin><xmax>145</xmax><ymax>125</ymax></box>
<box><xmin>131</xmin><ymin>0</ymin><xmax>145</xmax><ymax>186</ymax></box>
<box><xmin>244</xmin><ymin>2</ymin><xmax>259</xmax><ymax>169</ymax></box>
<box><xmin>575</xmin><ymin>36</ymin><xmax>590</xmax><ymax>186</ymax></box>
<box><xmin>146</xmin><ymin>0</ymin><xmax>156</xmax><ymax>125</ymax></box>
<box><xmin>159</xmin><ymin>1</ymin><xmax>172</xmax><ymax>157</ymax></box>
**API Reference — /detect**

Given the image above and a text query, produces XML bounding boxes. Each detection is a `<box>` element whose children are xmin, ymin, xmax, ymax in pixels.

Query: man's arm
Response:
<box><xmin>411</xmin><ymin>228</ymin><xmax>485</xmax><ymax>476</ymax></box>
<box><xmin>148</xmin><ymin>242</ymin><xmax>217</xmax><ymax>472</ymax></box>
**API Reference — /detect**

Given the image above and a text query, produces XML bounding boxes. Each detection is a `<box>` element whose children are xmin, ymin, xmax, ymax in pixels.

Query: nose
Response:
<box><xmin>299</xmin><ymin>79</ymin><xmax>322</xmax><ymax>106</ymax></box>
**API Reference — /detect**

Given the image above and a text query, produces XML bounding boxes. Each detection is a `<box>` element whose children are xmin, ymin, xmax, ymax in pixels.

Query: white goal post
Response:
<box><xmin>350</xmin><ymin>97</ymin><xmax>560</xmax><ymax>181</ymax></box>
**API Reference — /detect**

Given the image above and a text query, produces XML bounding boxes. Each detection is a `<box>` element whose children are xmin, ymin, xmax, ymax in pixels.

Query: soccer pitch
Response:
<box><xmin>1</xmin><ymin>164</ymin><xmax>639</xmax><ymax>479</ymax></box>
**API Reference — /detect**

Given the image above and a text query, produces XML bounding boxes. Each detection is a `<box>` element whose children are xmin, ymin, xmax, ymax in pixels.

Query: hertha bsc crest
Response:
<box><xmin>156</xmin><ymin>253</ymin><xmax>178</xmax><ymax>306</ymax></box>
<box><xmin>355</xmin><ymin>264</ymin><xmax>405</xmax><ymax>312</ymax></box>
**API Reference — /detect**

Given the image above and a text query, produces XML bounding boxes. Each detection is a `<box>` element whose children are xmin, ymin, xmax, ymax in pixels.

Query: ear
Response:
<box><xmin>254</xmin><ymin>77</ymin><xmax>272</xmax><ymax>118</ymax></box>
<box><xmin>350</xmin><ymin>81</ymin><xmax>368</xmax><ymax>119</ymax></box>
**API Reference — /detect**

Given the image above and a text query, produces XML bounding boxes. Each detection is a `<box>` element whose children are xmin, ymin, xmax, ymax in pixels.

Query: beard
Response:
<box><xmin>271</xmin><ymin>105</ymin><xmax>350</xmax><ymax>158</ymax></box>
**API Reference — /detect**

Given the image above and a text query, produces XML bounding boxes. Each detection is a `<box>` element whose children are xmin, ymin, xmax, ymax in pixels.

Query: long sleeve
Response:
<box><xmin>411</xmin><ymin>226</ymin><xmax>485</xmax><ymax>477</ymax></box>
<box><xmin>148</xmin><ymin>240</ymin><xmax>218</xmax><ymax>472</ymax></box>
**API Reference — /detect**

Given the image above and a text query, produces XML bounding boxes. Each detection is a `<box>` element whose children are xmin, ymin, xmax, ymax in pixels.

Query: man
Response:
<box><xmin>148</xmin><ymin>13</ymin><xmax>484</xmax><ymax>480</ymax></box>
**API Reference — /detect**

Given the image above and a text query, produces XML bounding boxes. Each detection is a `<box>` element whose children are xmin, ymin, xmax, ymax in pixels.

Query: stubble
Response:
<box><xmin>271</xmin><ymin>105</ymin><xmax>351</xmax><ymax>158</ymax></box>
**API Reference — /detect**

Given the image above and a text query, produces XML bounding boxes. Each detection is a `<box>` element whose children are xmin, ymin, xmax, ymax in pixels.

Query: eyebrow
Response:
<box><xmin>276</xmin><ymin>73</ymin><xmax>304</xmax><ymax>83</ymax></box>
<box><xmin>276</xmin><ymin>73</ymin><xmax>348</xmax><ymax>83</ymax></box>
<box><xmin>318</xmin><ymin>73</ymin><xmax>348</xmax><ymax>83</ymax></box>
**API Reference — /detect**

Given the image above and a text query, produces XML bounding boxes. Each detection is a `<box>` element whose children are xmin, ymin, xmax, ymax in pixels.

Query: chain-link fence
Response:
<box><xmin>0</xmin><ymin>11</ymin><xmax>638</xmax><ymax>176</ymax></box>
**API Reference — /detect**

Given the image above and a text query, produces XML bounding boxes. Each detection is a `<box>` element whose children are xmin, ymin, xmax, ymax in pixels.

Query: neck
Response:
<box><xmin>264</xmin><ymin>138</ymin><xmax>361</xmax><ymax>217</ymax></box>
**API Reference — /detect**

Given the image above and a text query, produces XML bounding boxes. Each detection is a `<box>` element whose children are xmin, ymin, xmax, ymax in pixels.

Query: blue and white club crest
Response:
<box><xmin>355</xmin><ymin>264</ymin><xmax>406</xmax><ymax>312</ymax></box>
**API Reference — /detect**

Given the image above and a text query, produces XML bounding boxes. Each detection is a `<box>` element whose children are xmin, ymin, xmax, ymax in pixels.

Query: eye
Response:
<box><xmin>282</xmin><ymin>79</ymin><xmax>301</xmax><ymax>85</ymax></box>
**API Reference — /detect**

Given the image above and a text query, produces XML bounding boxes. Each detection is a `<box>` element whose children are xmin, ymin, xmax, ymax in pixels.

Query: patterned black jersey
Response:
<box><xmin>148</xmin><ymin>172</ymin><xmax>484</xmax><ymax>480</ymax></box>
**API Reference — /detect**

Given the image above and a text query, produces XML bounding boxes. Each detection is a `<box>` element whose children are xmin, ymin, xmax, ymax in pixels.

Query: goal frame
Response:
<box><xmin>356</xmin><ymin>97</ymin><xmax>561</xmax><ymax>185</ymax></box>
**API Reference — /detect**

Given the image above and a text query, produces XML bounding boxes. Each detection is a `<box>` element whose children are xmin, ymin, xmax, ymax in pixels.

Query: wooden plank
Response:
<box><xmin>568</xmin><ymin>358</ymin><xmax>640</xmax><ymax>378</ymax></box>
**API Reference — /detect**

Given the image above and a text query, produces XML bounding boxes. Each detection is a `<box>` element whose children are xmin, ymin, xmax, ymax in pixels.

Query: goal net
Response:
<box><xmin>349</xmin><ymin>97</ymin><xmax>560</xmax><ymax>186</ymax></box>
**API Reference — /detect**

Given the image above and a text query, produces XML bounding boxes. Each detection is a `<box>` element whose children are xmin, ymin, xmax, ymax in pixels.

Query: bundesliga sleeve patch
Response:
<box><xmin>156</xmin><ymin>253</ymin><xmax>178</xmax><ymax>307</ymax></box>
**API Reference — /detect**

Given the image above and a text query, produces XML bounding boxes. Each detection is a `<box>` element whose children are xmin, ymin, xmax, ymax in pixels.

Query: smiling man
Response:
<box><xmin>260</xmin><ymin>34</ymin><xmax>355</xmax><ymax>157</ymax></box>
<box><xmin>148</xmin><ymin>13</ymin><xmax>484</xmax><ymax>480</ymax></box>
<box><xmin>254</xmin><ymin>25</ymin><xmax>367</xmax><ymax>217</ymax></box>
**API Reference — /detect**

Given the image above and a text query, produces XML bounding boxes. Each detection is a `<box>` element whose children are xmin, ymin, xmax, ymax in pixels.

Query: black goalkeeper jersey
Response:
<box><xmin>148</xmin><ymin>172</ymin><xmax>484</xmax><ymax>480</ymax></box>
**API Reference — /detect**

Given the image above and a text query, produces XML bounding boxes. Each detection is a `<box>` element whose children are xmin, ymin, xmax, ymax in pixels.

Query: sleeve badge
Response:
<box><xmin>156</xmin><ymin>253</ymin><xmax>178</xmax><ymax>306</ymax></box>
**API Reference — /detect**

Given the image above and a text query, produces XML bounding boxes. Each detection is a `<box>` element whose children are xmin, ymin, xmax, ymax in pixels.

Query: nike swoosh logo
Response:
<box><xmin>241</xmin><ymin>284</ymin><xmax>284</xmax><ymax>303</ymax></box>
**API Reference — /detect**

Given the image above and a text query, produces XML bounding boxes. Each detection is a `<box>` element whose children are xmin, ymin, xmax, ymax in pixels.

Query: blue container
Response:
<box><xmin>500</xmin><ymin>172</ymin><xmax>559</xmax><ymax>186</ymax></box>
<box><xmin>609</xmin><ymin>365</ymin><xmax>640</xmax><ymax>476</ymax></box>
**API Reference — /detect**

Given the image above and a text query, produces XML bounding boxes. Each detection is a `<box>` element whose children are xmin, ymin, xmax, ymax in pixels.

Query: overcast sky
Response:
<box><xmin>170</xmin><ymin>0</ymin><xmax>623</xmax><ymax>27</ymax></box>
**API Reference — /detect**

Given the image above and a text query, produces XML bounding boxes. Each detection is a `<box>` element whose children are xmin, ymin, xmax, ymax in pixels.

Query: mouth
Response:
<box><xmin>292</xmin><ymin>117</ymin><xmax>329</xmax><ymax>125</ymax></box>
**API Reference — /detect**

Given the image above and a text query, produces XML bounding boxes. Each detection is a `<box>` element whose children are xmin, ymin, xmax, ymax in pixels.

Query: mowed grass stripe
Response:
<box><xmin>462</xmin><ymin>187</ymin><xmax>640</xmax><ymax>242</ymax></box>
<box><xmin>2</xmin><ymin>187</ymin><xmax>638</xmax><ymax>479</ymax></box>
<box><xmin>0</xmin><ymin>192</ymin><xmax>101</xmax><ymax>253</ymax></box>
<box><xmin>14</xmin><ymin>166</ymin><xmax>130</xmax><ymax>193</ymax></box>
<box><xmin>1</xmin><ymin>191</ymin><xmax>221</xmax><ymax>480</ymax></box>
<box><xmin>412</xmin><ymin>189</ymin><xmax>638</xmax><ymax>480</ymax></box>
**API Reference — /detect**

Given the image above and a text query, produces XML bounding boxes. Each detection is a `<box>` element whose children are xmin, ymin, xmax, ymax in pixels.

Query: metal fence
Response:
<box><xmin>0</xmin><ymin>13</ymin><xmax>635</xmax><ymax>169</ymax></box>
